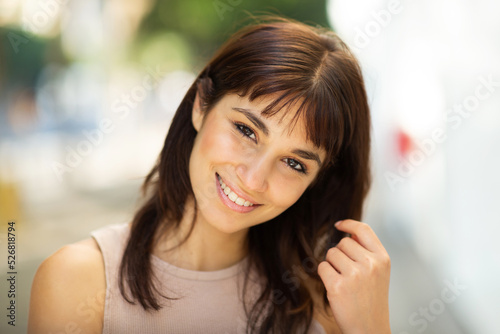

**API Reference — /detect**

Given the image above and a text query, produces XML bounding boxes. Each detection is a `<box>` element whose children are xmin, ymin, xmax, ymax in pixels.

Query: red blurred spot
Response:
<box><xmin>396</xmin><ymin>129</ymin><xmax>413</xmax><ymax>158</ymax></box>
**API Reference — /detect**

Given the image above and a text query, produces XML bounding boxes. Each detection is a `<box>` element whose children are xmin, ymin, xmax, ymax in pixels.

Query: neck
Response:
<box><xmin>153</xmin><ymin>196</ymin><xmax>249</xmax><ymax>271</ymax></box>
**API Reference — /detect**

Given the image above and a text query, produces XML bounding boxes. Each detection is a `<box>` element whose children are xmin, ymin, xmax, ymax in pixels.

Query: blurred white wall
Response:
<box><xmin>328</xmin><ymin>0</ymin><xmax>500</xmax><ymax>333</ymax></box>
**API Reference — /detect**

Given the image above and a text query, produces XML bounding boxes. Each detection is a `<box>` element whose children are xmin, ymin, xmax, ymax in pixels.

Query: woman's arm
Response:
<box><xmin>28</xmin><ymin>238</ymin><xmax>106</xmax><ymax>334</ymax></box>
<box><xmin>317</xmin><ymin>219</ymin><xmax>391</xmax><ymax>334</ymax></box>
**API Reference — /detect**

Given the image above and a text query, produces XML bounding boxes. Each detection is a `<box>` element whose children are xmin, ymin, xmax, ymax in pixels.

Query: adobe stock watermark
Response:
<box><xmin>6</xmin><ymin>32</ymin><xmax>31</xmax><ymax>54</ymax></box>
<box><xmin>22</xmin><ymin>0</ymin><xmax>68</xmax><ymax>34</ymax></box>
<box><xmin>45</xmin><ymin>288</ymin><xmax>107</xmax><ymax>334</ymax></box>
<box><xmin>385</xmin><ymin>74</ymin><xmax>499</xmax><ymax>191</ymax></box>
<box><xmin>50</xmin><ymin>66</ymin><xmax>167</xmax><ymax>182</ymax></box>
<box><xmin>398</xmin><ymin>278</ymin><xmax>467</xmax><ymax>334</ymax></box>
<box><xmin>7</xmin><ymin>0</ymin><xmax>69</xmax><ymax>54</ymax></box>
<box><xmin>213</xmin><ymin>0</ymin><xmax>243</xmax><ymax>21</ymax></box>
<box><xmin>351</xmin><ymin>0</ymin><xmax>408</xmax><ymax>51</ymax></box>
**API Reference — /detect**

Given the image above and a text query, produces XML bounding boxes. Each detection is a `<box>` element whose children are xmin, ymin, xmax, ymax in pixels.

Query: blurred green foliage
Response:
<box><xmin>0</xmin><ymin>27</ymin><xmax>67</xmax><ymax>91</ymax></box>
<box><xmin>0</xmin><ymin>0</ymin><xmax>329</xmax><ymax>90</ymax></box>
<box><xmin>136</xmin><ymin>0</ymin><xmax>329</xmax><ymax>72</ymax></box>
<box><xmin>0</xmin><ymin>28</ymin><xmax>45</xmax><ymax>89</ymax></box>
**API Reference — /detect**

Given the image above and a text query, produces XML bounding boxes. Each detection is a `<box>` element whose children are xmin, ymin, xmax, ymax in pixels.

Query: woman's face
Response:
<box><xmin>189</xmin><ymin>92</ymin><xmax>326</xmax><ymax>234</ymax></box>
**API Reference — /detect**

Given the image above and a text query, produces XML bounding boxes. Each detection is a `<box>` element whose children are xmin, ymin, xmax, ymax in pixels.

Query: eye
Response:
<box><xmin>284</xmin><ymin>158</ymin><xmax>308</xmax><ymax>175</ymax></box>
<box><xmin>233</xmin><ymin>121</ymin><xmax>308</xmax><ymax>175</ymax></box>
<box><xmin>234</xmin><ymin>122</ymin><xmax>257</xmax><ymax>142</ymax></box>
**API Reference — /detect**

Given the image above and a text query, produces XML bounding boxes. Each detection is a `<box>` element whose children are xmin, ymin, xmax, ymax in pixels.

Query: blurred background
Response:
<box><xmin>1</xmin><ymin>0</ymin><xmax>499</xmax><ymax>333</ymax></box>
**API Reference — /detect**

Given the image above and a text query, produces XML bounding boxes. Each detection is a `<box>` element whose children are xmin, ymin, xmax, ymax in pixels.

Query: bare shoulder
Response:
<box><xmin>28</xmin><ymin>237</ymin><xmax>106</xmax><ymax>334</ymax></box>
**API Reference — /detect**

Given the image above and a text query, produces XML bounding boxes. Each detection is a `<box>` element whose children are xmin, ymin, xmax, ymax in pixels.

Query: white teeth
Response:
<box><xmin>217</xmin><ymin>174</ymin><xmax>255</xmax><ymax>207</ymax></box>
<box><xmin>228</xmin><ymin>192</ymin><xmax>238</xmax><ymax>201</ymax></box>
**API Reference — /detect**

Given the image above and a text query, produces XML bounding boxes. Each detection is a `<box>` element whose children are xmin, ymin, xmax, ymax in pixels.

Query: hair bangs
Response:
<box><xmin>234</xmin><ymin>81</ymin><xmax>347</xmax><ymax>171</ymax></box>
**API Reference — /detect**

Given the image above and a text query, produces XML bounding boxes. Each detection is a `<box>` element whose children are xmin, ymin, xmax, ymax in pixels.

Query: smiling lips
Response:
<box><xmin>217</xmin><ymin>173</ymin><xmax>256</xmax><ymax>206</ymax></box>
<box><xmin>216</xmin><ymin>173</ymin><xmax>261</xmax><ymax>212</ymax></box>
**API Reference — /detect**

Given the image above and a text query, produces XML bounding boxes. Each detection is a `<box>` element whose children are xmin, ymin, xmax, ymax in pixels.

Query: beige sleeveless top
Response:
<box><xmin>90</xmin><ymin>222</ymin><xmax>326</xmax><ymax>334</ymax></box>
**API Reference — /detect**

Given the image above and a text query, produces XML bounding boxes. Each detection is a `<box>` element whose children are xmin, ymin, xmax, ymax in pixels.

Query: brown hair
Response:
<box><xmin>119</xmin><ymin>16</ymin><xmax>371</xmax><ymax>333</ymax></box>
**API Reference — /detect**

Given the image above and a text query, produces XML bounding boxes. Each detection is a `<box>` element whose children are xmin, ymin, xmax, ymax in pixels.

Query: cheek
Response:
<box><xmin>198</xmin><ymin>124</ymin><xmax>241</xmax><ymax>162</ymax></box>
<box><xmin>269</xmin><ymin>178</ymin><xmax>308</xmax><ymax>209</ymax></box>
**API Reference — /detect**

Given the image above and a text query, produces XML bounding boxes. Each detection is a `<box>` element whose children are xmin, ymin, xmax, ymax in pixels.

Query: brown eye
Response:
<box><xmin>234</xmin><ymin>122</ymin><xmax>257</xmax><ymax>141</ymax></box>
<box><xmin>284</xmin><ymin>158</ymin><xmax>307</xmax><ymax>174</ymax></box>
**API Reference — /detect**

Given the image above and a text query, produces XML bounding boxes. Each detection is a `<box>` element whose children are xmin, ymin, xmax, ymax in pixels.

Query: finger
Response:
<box><xmin>335</xmin><ymin>236</ymin><xmax>371</xmax><ymax>263</ymax></box>
<box><xmin>317</xmin><ymin>260</ymin><xmax>340</xmax><ymax>285</ymax></box>
<box><xmin>324</xmin><ymin>246</ymin><xmax>353</xmax><ymax>275</ymax></box>
<box><xmin>335</xmin><ymin>219</ymin><xmax>385</xmax><ymax>253</ymax></box>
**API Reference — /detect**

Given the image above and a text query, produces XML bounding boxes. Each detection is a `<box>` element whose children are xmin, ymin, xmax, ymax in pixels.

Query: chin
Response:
<box><xmin>211</xmin><ymin>220</ymin><xmax>245</xmax><ymax>235</ymax></box>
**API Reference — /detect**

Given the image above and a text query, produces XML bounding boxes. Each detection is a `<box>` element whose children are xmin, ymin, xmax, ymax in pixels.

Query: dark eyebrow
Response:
<box><xmin>232</xmin><ymin>107</ymin><xmax>322</xmax><ymax>167</ymax></box>
<box><xmin>232</xmin><ymin>107</ymin><xmax>269</xmax><ymax>136</ymax></box>
<box><xmin>292</xmin><ymin>149</ymin><xmax>322</xmax><ymax>167</ymax></box>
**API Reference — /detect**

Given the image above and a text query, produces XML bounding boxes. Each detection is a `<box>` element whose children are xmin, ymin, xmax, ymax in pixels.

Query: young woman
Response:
<box><xmin>28</xmin><ymin>17</ymin><xmax>391</xmax><ymax>334</ymax></box>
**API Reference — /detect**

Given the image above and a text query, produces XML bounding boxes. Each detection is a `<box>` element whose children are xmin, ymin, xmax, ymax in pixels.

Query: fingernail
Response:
<box><xmin>335</xmin><ymin>220</ymin><xmax>342</xmax><ymax>226</ymax></box>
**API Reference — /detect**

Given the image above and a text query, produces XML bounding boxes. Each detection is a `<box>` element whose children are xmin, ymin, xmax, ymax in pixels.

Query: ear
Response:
<box><xmin>191</xmin><ymin>91</ymin><xmax>204</xmax><ymax>132</ymax></box>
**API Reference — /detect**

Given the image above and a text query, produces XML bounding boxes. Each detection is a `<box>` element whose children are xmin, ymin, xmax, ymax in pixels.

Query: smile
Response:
<box><xmin>215</xmin><ymin>173</ymin><xmax>261</xmax><ymax>213</ymax></box>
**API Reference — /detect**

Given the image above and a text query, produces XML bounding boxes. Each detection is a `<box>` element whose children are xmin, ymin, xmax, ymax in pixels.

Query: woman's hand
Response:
<box><xmin>317</xmin><ymin>219</ymin><xmax>391</xmax><ymax>334</ymax></box>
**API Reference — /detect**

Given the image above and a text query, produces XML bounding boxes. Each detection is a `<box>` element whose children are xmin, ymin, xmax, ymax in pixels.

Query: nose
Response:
<box><xmin>235</xmin><ymin>153</ymin><xmax>270</xmax><ymax>193</ymax></box>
